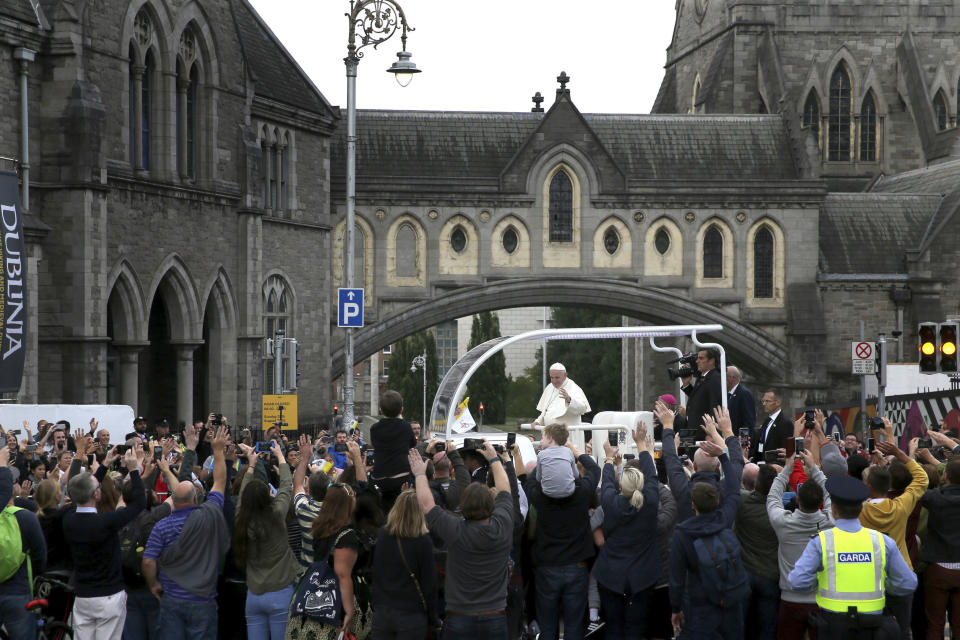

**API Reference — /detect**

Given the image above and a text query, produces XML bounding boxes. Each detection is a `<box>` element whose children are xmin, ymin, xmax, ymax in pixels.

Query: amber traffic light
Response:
<box><xmin>939</xmin><ymin>322</ymin><xmax>959</xmax><ymax>372</ymax></box>
<box><xmin>919</xmin><ymin>323</ymin><xmax>938</xmax><ymax>374</ymax></box>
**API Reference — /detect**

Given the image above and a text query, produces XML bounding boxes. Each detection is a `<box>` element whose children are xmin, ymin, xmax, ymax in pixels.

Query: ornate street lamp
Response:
<box><xmin>410</xmin><ymin>351</ymin><xmax>427</xmax><ymax>431</ymax></box>
<box><xmin>342</xmin><ymin>0</ymin><xmax>419</xmax><ymax>428</ymax></box>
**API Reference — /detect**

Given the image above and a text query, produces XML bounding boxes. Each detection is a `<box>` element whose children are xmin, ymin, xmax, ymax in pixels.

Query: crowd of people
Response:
<box><xmin>0</xmin><ymin>357</ymin><xmax>958</xmax><ymax>640</ymax></box>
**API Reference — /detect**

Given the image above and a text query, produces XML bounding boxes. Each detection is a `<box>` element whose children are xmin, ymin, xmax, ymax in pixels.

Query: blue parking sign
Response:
<box><xmin>338</xmin><ymin>288</ymin><xmax>364</xmax><ymax>328</ymax></box>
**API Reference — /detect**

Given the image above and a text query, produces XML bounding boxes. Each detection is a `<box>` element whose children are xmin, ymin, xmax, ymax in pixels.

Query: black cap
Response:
<box><xmin>135</xmin><ymin>416</ymin><xmax>146</xmax><ymax>423</ymax></box>
<box><xmin>157</xmin><ymin>419</ymin><xmax>170</xmax><ymax>428</ymax></box>
<box><xmin>826</xmin><ymin>475</ymin><xmax>870</xmax><ymax>503</ymax></box>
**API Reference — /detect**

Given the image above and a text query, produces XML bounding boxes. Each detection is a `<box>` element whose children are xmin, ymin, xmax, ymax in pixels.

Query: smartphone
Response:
<box><xmin>365</xmin><ymin>451</ymin><xmax>375</xmax><ymax>467</ymax></box>
<box><xmin>804</xmin><ymin>410</ymin><xmax>815</xmax><ymax>429</ymax></box>
<box><xmin>333</xmin><ymin>443</ymin><xmax>349</xmax><ymax>453</ymax></box>
<box><xmin>608</xmin><ymin>431</ymin><xmax>619</xmax><ymax>448</ymax></box>
<box><xmin>918</xmin><ymin>438</ymin><xmax>933</xmax><ymax>449</ymax></box>
<box><xmin>115</xmin><ymin>444</ymin><xmax>128</xmax><ymax>455</ymax></box>
<box><xmin>25</xmin><ymin>444</ymin><xmax>37</xmax><ymax>452</ymax></box>
<box><xmin>739</xmin><ymin>428</ymin><xmax>750</xmax><ymax>446</ymax></box>
<box><xmin>832</xmin><ymin>433</ymin><xmax>839</xmax><ymax>442</ymax></box>
<box><xmin>153</xmin><ymin>446</ymin><xmax>162</xmax><ymax>461</ymax></box>
<box><xmin>795</xmin><ymin>437</ymin><xmax>805</xmax><ymax>455</ymax></box>
<box><xmin>785</xmin><ymin>437</ymin><xmax>795</xmax><ymax>457</ymax></box>
<box><xmin>763</xmin><ymin>450</ymin><xmax>780</xmax><ymax>464</ymax></box>
<box><xmin>255</xmin><ymin>441</ymin><xmax>272</xmax><ymax>453</ymax></box>
<box><xmin>868</xmin><ymin>437</ymin><xmax>876</xmax><ymax>453</ymax></box>
<box><xmin>87</xmin><ymin>454</ymin><xmax>95</xmax><ymax>466</ymax></box>
<box><xmin>506</xmin><ymin>432</ymin><xmax>516</xmax><ymax>449</ymax></box>
<box><xmin>931</xmin><ymin>422</ymin><xmax>942</xmax><ymax>432</ymax></box>
<box><xmin>9</xmin><ymin>429</ymin><xmax>20</xmax><ymax>436</ymax></box>
<box><xmin>624</xmin><ymin>453</ymin><xmax>636</xmax><ymax>461</ymax></box>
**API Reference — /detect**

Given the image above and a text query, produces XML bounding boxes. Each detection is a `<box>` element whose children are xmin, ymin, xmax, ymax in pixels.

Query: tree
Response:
<box><xmin>385</xmin><ymin>330</ymin><xmax>438</xmax><ymax>427</ymax></box>
<box><xmin>506</xmin><ymin>345</ymin><xmax>543</xmax><ymax>420</ymax></box>
<box><xmin>543</xmin><ymin>307</ymin><xmax>622</xmax><ymax>419</ymax></box>
<box><xmin>466</xmin><ymin>311</ymin><xmax>508</xmax><ymax>424</ymax></box>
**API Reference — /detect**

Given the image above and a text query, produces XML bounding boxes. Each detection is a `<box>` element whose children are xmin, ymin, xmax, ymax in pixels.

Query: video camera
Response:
<box><xmin>666</xmin><ymin>353</ymin><xmax>699</xmax><ymax>381</ymax></box>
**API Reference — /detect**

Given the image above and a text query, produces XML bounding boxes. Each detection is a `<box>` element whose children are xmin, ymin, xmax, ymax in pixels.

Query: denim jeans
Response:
<box><xmin>442</xmin><ymin>612</ymin><xmax>507</xmax><ymax>640</ymax></box>
<box><xmin>157</xmin><ymin>597</ymin><xmax>218</xmax><ymax>640</ymax></box>
<box><xmin>371</xmin><ymin>606</ymin><xmax>428</xmax><ymax>639</ymax></box>
<box><xmin>123</xmin><ymin>589</ymin><xmax>160</xmax><ymax>639</ymax></box>
<box><xmin>597</xmin><ymin>584</ymin><xmax>650</xmax><ymax>640</ymax></box>
<box><xmin>535</xmin><ymin>564</ymin><xmax>588</xmax><ymax>640</ymax></box>
<box><xmin>245</xmin><ymin>584</ymin><xmax>294</xmax><ymax>640</ymax></box>
<box><xmin>0</xmin><ymin>593</ymin><xmax>33</xmax><ymax>639</ymax></box>
<box><xmin>743</xmin><ymin>571</ymin><xmax>780</xmax><ymax>639</ymax></box>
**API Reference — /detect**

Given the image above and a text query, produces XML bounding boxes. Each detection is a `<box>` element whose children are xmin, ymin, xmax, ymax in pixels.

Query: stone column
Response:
<box><xmin>132</xmin><ymin>65</ymin><xmax>145</xmax><ymax>170</ymax></box>
<box><xmin>177</xmin><ymin>75</ymin><xmax>188</xmax><ymax>178</ymax></box>
<box><xmin>116</xmin><ymin>345</ymin><xmax>145</xmax><ymax>412</ymax></box>
<box><xmin>174</xmin><ymin>343</ymin><xmax>200</xmax><ymax>427</ymax></box>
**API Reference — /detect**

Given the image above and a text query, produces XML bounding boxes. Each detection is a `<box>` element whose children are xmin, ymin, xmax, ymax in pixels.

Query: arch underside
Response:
<box><xmin>330</xmin><ymin>278</ymin><xmax>788</xmax><ymax>380</ymax></box>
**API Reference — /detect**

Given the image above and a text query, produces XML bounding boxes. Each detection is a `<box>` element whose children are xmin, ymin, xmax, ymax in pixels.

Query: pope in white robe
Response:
<box><xmin>533</xmin><ymin>362</ymin><xmax>591</xmax><ymax>426</ymax></box>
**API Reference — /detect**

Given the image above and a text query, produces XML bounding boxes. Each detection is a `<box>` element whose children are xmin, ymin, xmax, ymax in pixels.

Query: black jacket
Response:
<box><xmin>526</xmin><ymin>453</ymin><xmax>601</xmax><ymax>567</ymax></box>
<box><xmin>920</xmin><ymin>484</ymin><xmax>960</xmax><ymax>563</ymax></box>
<box><xmin>750</xmin><ymin>411</ymin><xmax>792</xmax><ymax>462</ymax></box>
<box><xmin>727</xmin><ymin>384</ymin><xmax>756</xmax><ymax>434</ymax></box>
<box><xmin>681</xmin><ymin>369</ymin><xmax>723</xmax><ymax>440</ymax></box>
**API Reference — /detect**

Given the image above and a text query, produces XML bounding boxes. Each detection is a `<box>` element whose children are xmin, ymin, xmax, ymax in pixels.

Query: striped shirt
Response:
<box><xmin>294</xmin><ymin>493</ymin><xmax>322</xmax><ymax>566</ymax></box>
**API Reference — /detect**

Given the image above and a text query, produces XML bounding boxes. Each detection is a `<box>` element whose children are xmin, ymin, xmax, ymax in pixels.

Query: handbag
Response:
<box><xmin>395</xmin><ymin>537</ymin><xmax>440</xmax><ymax>640</ymax></box>
<box><xmin>290</xmin><ymin>528</ymin><xmax>353</xmax><ymax>623</ymax></box>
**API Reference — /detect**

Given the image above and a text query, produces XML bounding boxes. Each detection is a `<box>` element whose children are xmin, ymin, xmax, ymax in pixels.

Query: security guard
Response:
<box><xmin>787</xmin><ymin>475</ymin><xmax>916</xmax><ymax>639</ymax></box>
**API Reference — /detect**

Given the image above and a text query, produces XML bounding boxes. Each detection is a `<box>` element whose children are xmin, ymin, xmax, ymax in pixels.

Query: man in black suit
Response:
<box><xmin>726</xmin><ymin>366</ymin><xmax>756</xmax><ymax>437</ymax></box>
<box><xmin>750</xmin><ymin>389</ymin><xmax>791</xmax><ymax>462</ymax></box>
<box><xmin>680</xmin><ymin>347</ymin><xmax>723</xmax><ymax>440</ymax></box>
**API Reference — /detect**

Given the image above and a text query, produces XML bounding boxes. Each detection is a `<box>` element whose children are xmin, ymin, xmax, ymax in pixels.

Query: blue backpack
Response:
<box><xmin>692</xmin><ymin>529</ymin><xmax>749</xmax><ymax>608</ymax></box>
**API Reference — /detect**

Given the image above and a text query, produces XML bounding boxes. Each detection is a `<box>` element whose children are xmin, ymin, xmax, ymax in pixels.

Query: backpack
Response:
<box><xmin>290</xmin><ymin>528</ymin><xmax>353</xmax><ymax>624</ymax></box>
<box><xmin>0</xmin><ymin>506</ymin><xmax>30</xmax><ymax>588</ymax></box>
<box><xmin>119</xmin><ymin>508</ymin><xmax>161</xmax><ymax>580</ymax></box>
<box><xmin>692</xmin><ymin>529</ymin><xmax>749</xmax><ymax>608</ymax></box>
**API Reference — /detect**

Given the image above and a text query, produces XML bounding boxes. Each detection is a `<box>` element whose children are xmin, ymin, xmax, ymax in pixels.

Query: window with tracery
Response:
<box><xmin>549</xmin><ymin>170</ymin><xmax>573</xmax><ymax>242</ymax></box>
<box><xmin>828</xmin><ymin>64</ymin><xmax>852</xmax><ymax>161</ymax></box>
<box><xmin>860</xmin><ymin>91</ymin><xmax>877</xmax><ymax>161</ymax></box>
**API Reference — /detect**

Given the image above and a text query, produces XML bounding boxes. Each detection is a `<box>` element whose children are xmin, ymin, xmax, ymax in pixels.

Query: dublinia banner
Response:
<box><xmin>0</xmin><ymin>170</ymin><xmax>26</xmax><ymax>393</ymax></box>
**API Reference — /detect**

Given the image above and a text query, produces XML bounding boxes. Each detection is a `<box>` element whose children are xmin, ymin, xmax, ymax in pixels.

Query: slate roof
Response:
<box><xmin>818</xmin><ymin>193</ymin><xmax>941</xmax><ymax>274</ymax></box>
<box><xmin>1</xmin><ymin>0</ymin><xmax>42</xmax><ymax>27</ymax></box>
<box><xmin>871</xmin><ymin>158</ymin><xmax>960</xmax><ymax>196</ymax></box>
<box><xmin>231</xmin><ymin>0</ymin><xmax>335</xmax><ymax>117</ymax></box>
<box><xmin>332</xmin><ymin>111</ymin><xmax>543</xmax><ymax>181</ymax></box>
<box><xmin>332</xmin><ymin>111</ymin><xmax>798</xmax><ymax>183</ymax></box>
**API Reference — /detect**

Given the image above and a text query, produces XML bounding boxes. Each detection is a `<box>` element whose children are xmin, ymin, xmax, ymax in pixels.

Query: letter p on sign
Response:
<box><xmin>338</xmin><ymin>288</ymin><xmax>364</xmax><ymax>328</ymax></box>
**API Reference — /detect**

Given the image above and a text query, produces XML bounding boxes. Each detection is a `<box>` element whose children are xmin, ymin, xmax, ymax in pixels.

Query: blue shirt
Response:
<box><xmin>327</xmin><ymin>446</ymin><xmax>347</xmax><ymax>469</ymax></box>
<box><xmin>143</xmin><ymin>491</ymin><xmax>225</xmax><ymax>602</ymax></box>
<box><xmin>787</xmin><ymin>517</ymin><xmax>918</xmax><ymax>608</ymax></box>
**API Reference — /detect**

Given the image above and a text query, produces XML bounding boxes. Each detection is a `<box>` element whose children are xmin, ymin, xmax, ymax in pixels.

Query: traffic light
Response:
<box><xmin>286</xmin><ymin>339</ymin><xmax>300</xmax><ymax>391</ymax></box>
<box><xmin>939</xmin><ymin>322</ymin><xmax>959</xmax><ymax>372</ymax></box>
<box><xmin>919</xmin><ymin>323</ymin><xmax>938</xmax><ymax>373</ymax></box>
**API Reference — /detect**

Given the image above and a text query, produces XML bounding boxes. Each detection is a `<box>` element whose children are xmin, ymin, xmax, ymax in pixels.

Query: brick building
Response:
<box><xmin>1</xmin><ymin>0</ymin><xmax>337</xmax><ymax>428</ymax></box>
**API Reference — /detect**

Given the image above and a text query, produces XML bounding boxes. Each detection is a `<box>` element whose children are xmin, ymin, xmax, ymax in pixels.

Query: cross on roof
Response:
<box><xmin>531</xmin><ymin>91</ymin><xmax>544</xmax><ymax>113</ymax></box>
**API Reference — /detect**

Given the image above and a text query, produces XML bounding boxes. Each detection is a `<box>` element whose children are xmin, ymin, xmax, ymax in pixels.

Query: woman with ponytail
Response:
<box><xmin>591</xmin><ymin>422</ymin><xmax>661</xmax><ymax>639</ymax></box>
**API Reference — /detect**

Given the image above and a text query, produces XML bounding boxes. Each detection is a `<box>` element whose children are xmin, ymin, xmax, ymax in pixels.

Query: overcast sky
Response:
<box><xmin>247</xmin><ymin>0</ymin><xmax>678</xmax><ymax>114</ymax></box>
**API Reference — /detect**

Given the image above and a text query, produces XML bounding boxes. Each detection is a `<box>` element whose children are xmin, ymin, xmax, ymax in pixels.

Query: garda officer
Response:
<box><xmin>786</xmin><ymin>475</ymin><xmax>916</xmax><ymax>639</ymax></box>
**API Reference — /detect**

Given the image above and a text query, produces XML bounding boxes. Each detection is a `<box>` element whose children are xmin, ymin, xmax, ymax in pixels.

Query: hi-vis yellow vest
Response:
<box><xmin>816</xmin><ymin>527</ymin><xmax>886</xmax><ymax>613</ymax></box>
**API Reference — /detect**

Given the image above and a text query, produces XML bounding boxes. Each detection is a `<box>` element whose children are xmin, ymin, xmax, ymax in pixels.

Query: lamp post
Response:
<box><xmin>410</xmin><ymin>351</ymin><xmax>427</xmax><ymax>429</ymax></box>
<box><xmin>342</xmin><ymin>0</ymin><xmax>420</xmax><ymax>429</ymax></box>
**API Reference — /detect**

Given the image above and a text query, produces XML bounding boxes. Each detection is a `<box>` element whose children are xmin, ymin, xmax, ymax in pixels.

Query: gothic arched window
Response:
<box><xmin>128</xmin><ymin>9</ymin><xmax>160</xmax><ymax>171</ymax></box>
<box><xmin>703</xmin><ymin>225</ymin><xmax>723</xmax><ymax>278</ymax></box>
<box><xmin>802</xmin><ymin>90</ymin><xmax>821</xmax><ymax>149</ymax></box>
<box><xmin>934</xmin><ymin>90</ymin><xmax>949</xmax><ymax>131</ymax></box>
<box><xmin>549</xmin><ymin>170</ymin><xmax>573</xmax><ymax>242</ymax></box>
<box><xmin>860</xmin><ymin>91</ymin><xmax>877</xmax><ymax>161</ymax></box>
<box><xmin>177</xmin><ymin>26</ymin><xmax>202</xmax><ymax>180</ymax></box>
<box><xmin>262</xmin><ymin>275</ymin><xmax>292</xmax><ymax>394</ymax></box>
<box><xmin>828</xmin><ymin>64</ymin><xmax>852</xmax><ymax>161</ymax></box>
<box><xmin>753</xmin><ymin>227</ymin><xmax>774</xmax><ymax>298</ymax></box>
<box><xmin>395</xmin><ymin>223</ymin><xmax>418</xmax><ymax>277</ymax></box>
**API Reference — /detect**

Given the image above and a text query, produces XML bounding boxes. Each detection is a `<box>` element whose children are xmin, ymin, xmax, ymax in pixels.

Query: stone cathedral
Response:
<box><xmin>3</xmin><ymin>0</ymin><xmax>960</xmax><ymax>427</ymax></box>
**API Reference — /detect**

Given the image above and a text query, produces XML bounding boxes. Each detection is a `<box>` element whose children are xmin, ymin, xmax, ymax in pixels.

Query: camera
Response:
<box><xmin>433</xmin><ymin>442</ymin><xmax>446</xmax><ymax>453</ymax></box>
<box><xmin>918</xmin><ymin>438</ymin><xmax>933</xmax><ymax>449</ymax></box>
<box><xmin>25</xmin><ymin>444</ymin><xmax>37</xmax><ymax>452</ymax></box>
<box><xmin>255</xmin><ymin>441</ymin><xmax>272</xmax><ymax>453</ymax></box>
<box><xmin>869</xmin><ymin>416</ymin><xmax>885</xmax><ymax>430</ymax></box>
<box><xmin>666</xmin><ymin>353</ymin><xmax>699</xmax><ymax>381</ymax></box>
<box><xmin>9</xmin><ymin>429</ymin><xmax>20</xmax><ymax>436</ymax></box>
<box><xmin>493</xmin><ymin>444</ymin><xmax>505</xmax><ymax>454</ymax></box>
<box><xmin>333</xmin><ymin>443</ymin><xmax>349</xmax><ymax>453</ymax></box>
<box><xmin>623</xmin><ymin>453</ymin><xmax>636</xmax><ymax>461</ymax></box>
<box><xmin>763</xmin><ymin>449</ymin><xmax>780</xmax><ymax>464</ymax></box>
<box><xmin>804</xmin><ymin>410</ymin><xmax>815</xmax><ymax>429</ymax></box>
<box><xmin>212</xmin><ymin>413</ymin><xmax>224</xmax><ymax>426</ymax></box>
<box><xmin>463</xmin><ymin>438</ymin><xmax>484</xmax><ymax>450</ymax></box>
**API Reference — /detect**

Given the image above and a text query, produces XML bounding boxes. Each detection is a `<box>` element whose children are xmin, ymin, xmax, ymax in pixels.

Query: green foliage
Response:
<box><xmin>506</xmin><ymin>345</ymin><xmax>544</xmax><ymax>420</ymax></box>
<box><xmin>543</xmin><ymin>307</ymin><xmax>622</xmax><ymax>418</ymax></box>
<box><xmin>385</xmin><ymin>330</ymin><xmax>438</xmax><ymax>426</ymax></box>
<box><xmin>465</xmin><ymin>312</ymin><xmax>508</xmax><ymax>424</ymax></box>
